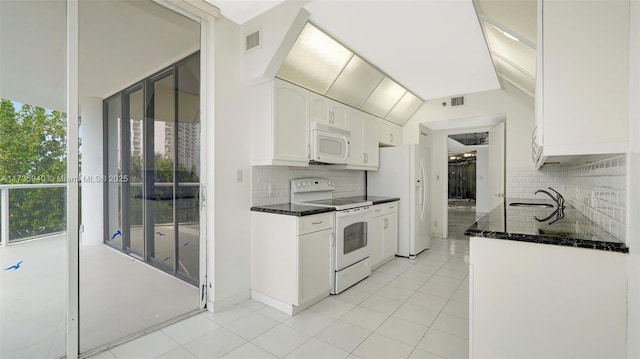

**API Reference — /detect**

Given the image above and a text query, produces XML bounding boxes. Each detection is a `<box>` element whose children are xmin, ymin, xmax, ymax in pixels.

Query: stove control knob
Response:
<box><xmin>302</xmin><ymin>182</ymin><xmax>307</xmax><ymax>187</ymax></box>
<box><xmin>296</xmin><ymin>182</ymin><xmax>301</xmax><ymax>188</ymax></box>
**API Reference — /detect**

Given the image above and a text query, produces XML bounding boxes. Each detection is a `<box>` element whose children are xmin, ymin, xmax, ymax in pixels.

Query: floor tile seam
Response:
<box><xmin>212</xmin><ymin>308</ymin><xmax>256</xmax><ymax>327</ymax></box>
<box><xmin>424</xmin><ymin>326</ymin><xmax>469</xmax><ymax>342</ymax></box>
<box><xmin>280</xmin><ymin>314</ymin><xmax>338</xmax><ymax>337</ymax></box>
<box><xmin>406</xmin><ymin>344</ymin><xmax>446</xmax><ymax>359</ymax></box>
<box><xmin>251</xmin><ymin>328</ymin><xmax>315</xmax><ymax>359</ymax></box>
<box><xmin>426</xmin><ymin>318</ymin><xmax>469</xmax><ymax>341</ymax></box>
<box><xmin>348</xmin><ymin>326</ymin><xmax>418</xmax><ymax>359</ymax></box>
<box><xmin>372</xmin><ymin>316</ymin><xmax>430</xmax><ymax>347</ymax></box>
<box><xmin>183</xmin><ymin>327</ymin><xmax>250</xmax><ymax>359</ymax></box>
<box><xmin>311</xmin><ymin>327</ymin><xmax>372</xmax><ymax>357</ymax></box>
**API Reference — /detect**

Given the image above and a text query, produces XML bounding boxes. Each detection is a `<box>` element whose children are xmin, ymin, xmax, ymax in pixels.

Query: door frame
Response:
<box><xmin>67</xmin><ymin>1</ymin><xmax>218</xmax><ymax>358</ymax></box>
<box><xmin>422</xmin><ymin>113</ymin><xmax>505</xmax><ymax>239</ymax></box>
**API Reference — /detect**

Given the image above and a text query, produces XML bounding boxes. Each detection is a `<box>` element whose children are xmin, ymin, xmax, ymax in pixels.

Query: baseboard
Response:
<box><xmin>208</xmin><ymin>290</ymin><xmax>250</xmax><ymax>313</ymax></box>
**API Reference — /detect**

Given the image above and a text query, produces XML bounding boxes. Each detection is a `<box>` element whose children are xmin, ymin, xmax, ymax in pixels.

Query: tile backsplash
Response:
<box><xmin>251</xmin><ymin>165</ymin><xmax>366</xmax><ymax>206</ymax></box>
<box><xmin>507</xmin><ymin>155</ymin><xmax>627</xmax><ymax>241</ymax></box>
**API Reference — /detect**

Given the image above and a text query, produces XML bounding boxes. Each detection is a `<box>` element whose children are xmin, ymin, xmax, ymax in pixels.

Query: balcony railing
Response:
<box><xmin>0</xmin><ymin>183</ymin><xmax>67</xmax><ymax>246</ymax></box>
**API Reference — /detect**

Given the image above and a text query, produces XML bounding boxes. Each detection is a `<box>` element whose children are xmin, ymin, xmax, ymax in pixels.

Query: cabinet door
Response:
<box><xmin>383</xmin><ymin>213</ymin><xmax>398</xmax><ymax>259</ymax></box>
<box><xmin>389</xmin><ymin>124</ymin><xmax>402</xmax><ymax>145</ymax></box>
<box><xmin>310</xmin><ymin>93</ymin><xmax>348</xmax><ymax>129</ymax></box>
<box><xmin>362</xmin><ymin>115</ymin><xmax>379</xmax><ymax>168</ymax></box>
<box><xmin>542</xmin><ymin>0</ymin><xmax>629</xmax><ymax>148</ymax></box>
<box><xmin>309</xmin><ymin>93</ymin><xmax>331</xmax><ymax>126</ymax></box>
<box><xmin>274</xmin><ymin>80</ymin><xmax>309</xmax><ymax>163</ymax></box>
<box><xmin>347</xmin><ymin>109</ymin><xmax>365</xmax><ymax>165</ymax></box>
<box><xmin>299</xmin><ymin>228</ymin><xmax>332</xmax><ymax>304</ymax></box>
<box><xmin>330</xmin><ymin>103</ymin><xmax>348</xmax><ymax>129</ymax></box>
<box><xmin>369</xmin><ymin>214</ymin><xmax>385</xmax><ymax>268</ymax></box>
<box><xmin>378</xmin><ymin>119</ymin><xmax>392</xmax><ymax>145</ymax></box>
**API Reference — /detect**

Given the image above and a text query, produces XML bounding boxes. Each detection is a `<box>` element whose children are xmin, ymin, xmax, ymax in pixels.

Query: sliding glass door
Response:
<box><xmin>105</xmin><ymin>53</ymin><xmax>200</xmax><ymax>285</ymax></box>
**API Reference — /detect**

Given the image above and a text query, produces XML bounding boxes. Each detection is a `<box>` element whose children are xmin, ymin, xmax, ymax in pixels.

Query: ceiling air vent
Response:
<box><xmin>245</xmin><ymin>29</ymin><xmax>261</xmax><ymax>52</ymax></box>
<box><xmin>451</xmin><ymin>96</ymin><xmax>465</xmax><ymax>107</ymax></box>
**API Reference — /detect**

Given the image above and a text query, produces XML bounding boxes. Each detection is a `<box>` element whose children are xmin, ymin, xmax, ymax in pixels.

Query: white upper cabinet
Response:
<box><xmin>535</xmin><ymin>0</ymin><xmax>629</xmax><ymax>166</ymax></box>
<box><xmin>309</xmin><ymin>92</ymin><xmax>348</xmax><ymax>129</ymax></box>
<box><xmin>378</xmin><ymin>119</ymin><xmax>403</xmax><ymax>146</ymax></box>
<box><xmin>347</xmin><ymin>109</ymin><xmax>379</xmax><ymax>170</ymax></box>
<box><xmin>250</xmin><ymin>79</ymin><xmax>310</xmax><ymax>167</ymax></box>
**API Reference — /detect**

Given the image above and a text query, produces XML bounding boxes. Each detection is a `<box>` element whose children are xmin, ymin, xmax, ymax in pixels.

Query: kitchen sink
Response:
<box><xmin>509</xmin><ymin>202</ymin><xmax>554</xmax><ymax>208</ymax></box>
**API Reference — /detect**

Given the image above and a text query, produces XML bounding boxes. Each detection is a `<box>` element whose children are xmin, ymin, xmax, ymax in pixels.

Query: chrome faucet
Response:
<box><xmin>534</xmin><ymin>187</ymin><xmax>566</xmax><ymax>225</ymax></box>
<box><xmin>534</xmin><ymin>187</ymin><xmax>565</xmax><ymax>209</ymax></box>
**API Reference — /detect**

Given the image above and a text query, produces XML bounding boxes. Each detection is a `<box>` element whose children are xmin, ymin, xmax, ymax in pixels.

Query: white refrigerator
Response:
<box><xmin>368</xmin><ymin>144</ymin><xmax>431</xmax><ymax>258</ymax></box>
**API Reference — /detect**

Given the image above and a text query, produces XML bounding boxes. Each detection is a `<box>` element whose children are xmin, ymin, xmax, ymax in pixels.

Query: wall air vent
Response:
<box><xmin>451</xmin><ymin>96</ymin><xmax>465</xmax><ymax>107</ymax></box>
<box><xmin>245</xmin><ymin>29</ymin><xmax>261</xmax><ymax>52</ymax></box>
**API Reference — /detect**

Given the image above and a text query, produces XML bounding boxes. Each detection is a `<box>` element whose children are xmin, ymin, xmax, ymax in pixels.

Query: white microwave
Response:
<box><xmin>310</xmin><ymin>122</ymin><xmax>351</xmax><ymax>164</ymax></box>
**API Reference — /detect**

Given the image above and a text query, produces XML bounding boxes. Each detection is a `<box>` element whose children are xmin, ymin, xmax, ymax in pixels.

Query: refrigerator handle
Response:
<box><xmin>420</xmin><ymin>163</ymin><xmax>427</xmax><ymax>218</ymax></box>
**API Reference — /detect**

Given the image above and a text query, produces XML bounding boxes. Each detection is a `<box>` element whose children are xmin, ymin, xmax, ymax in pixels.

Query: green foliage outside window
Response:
<box><xmin>0</xmin><ymin>99</ymin><xmax>67</xmax><ymax>240</ymax></box>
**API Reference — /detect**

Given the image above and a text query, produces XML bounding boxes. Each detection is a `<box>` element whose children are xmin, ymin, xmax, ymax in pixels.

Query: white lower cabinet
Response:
<box><xmin>251</xmin><ymin>211</ymin><xmax>333</xmax><ymax>315</ymax></box>
<box><xmin>470</xmin><ymin>237</ymin><xmax>627</xmax><ymax>358</ymax></box>
<box><xmin>370</xmin><ymin>201</ymin><xmax>398</xmax><ymax>269</ymax></box>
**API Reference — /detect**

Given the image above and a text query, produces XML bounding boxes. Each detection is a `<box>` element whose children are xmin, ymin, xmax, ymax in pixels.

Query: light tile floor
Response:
<box><xmin>96</xmin><ymin>208</ymin><xmax>477</xmax><ymax>359</ymax></box>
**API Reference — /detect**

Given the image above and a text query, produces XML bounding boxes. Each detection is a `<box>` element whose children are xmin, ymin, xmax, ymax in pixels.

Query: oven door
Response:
<box><xmin>311</xmin><ymin>128</ymin><xmax>350</xmax><ymax>164</ymax></box>
<box><xmin>335</xmin><ymin>206</ymin><xmax>371</xmax><ymax>271</ymax></box>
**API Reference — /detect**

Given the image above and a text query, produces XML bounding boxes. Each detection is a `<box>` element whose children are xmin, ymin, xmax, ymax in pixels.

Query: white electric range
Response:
<box><xmin>291</xmin><ymin>178</ymin><xmax>372</xmax><ymax>294</ymax></box>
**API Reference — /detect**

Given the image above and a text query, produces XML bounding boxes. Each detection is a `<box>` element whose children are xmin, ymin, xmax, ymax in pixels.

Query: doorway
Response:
<box><xmin>421</xmin><ymin>115</ymin><xmax>505</xmax><ymax>239</ymax></box>
<box><xmin>446</xmin><ymin>132</ymin><xmax>487</xmax><ymax>240</ymax></box>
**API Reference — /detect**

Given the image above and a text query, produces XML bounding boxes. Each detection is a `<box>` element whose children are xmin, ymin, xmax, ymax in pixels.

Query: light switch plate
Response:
<box><xmin>236</xmin><ymin>169</ymin><xmax>243</xmax><ymax>182</ymax></box>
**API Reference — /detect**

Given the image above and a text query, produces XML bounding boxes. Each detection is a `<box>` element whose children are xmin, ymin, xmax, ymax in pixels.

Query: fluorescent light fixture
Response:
<box><xmin>277</xmin><ymin>23</ymin><xmax>352</xmax><ymax>94</ymax></box>
<box><xmin>490</xmin><ymin>23</ymin><xmax>521</xmax><ymax>42</ymax></box>
<box><xmin>503</xmin><ymin>31</ymin><xmax>520</xmax><ymax>42</ymax></box>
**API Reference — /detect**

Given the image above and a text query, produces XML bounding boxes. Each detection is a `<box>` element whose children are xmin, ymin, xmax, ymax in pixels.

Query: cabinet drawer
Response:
<box><xmin>384</xmin><ymin>201</ymin><xmax>398</xmax><ymax>214</ymax></box>
<box><xmin>298</xmin><ymin>213</ymin><xmax>334</xmax><ymax>235</ymax></box>
<box><xmin>372</xmin><ymin>204</ymin><xmax>385</xmax><ymax>217</ymax></box>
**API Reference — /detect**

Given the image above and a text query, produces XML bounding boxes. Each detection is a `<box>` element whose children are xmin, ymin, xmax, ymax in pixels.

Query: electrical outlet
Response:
<box><xmin>434</xmin><ymin>220</ymin><xmax>438</xmax><ymax>228</ymax></box>
<box><xmin>269</xmin><ymin>184</ymin><xmax>275</xmax><ymax>196</ymax></box>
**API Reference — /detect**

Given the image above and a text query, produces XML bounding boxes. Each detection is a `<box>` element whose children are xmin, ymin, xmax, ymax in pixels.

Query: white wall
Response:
<box><xmin>210</xmin><ymin>15</ymin><xmax>252</xmax><ymax>310</ymax></box>
<box><xmin>206</xmin><ymin>0</ymin><xmax>329</xmax><ymax>311</ymax></box>
<box><xmin>475</xmin><ymin>146</ymin><xmax>489</xmax><ymax>213</ymax></box>
<box><xmin>79</xmin><ymin>97</ymin><xmax>104</xmax><ymax>245</ymax></box>
<box><xmin>404</xmin><ymin>89</ymin><xmax>534</xmax><ymax>170</ymax></box>
<box><xmin>627</xmin><ymin>0</ymin><xmax>640</xmax><ymax>356</ymax></box>
<box><xmin>240</xmin><ymin>1</ymin><xmax>310</xmax><ymax>84</ymax></box>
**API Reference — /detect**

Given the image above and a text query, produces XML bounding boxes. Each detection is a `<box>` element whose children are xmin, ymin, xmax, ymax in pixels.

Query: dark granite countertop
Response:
<box><xmin>250</xmin><ymin>203</ymin><xmax>335</xmax><ymax>217</ymax></box>
<box><xmin>464</xmin><ymin>198</ymin><xmax>629</xmax><ymax>253</ymax></box>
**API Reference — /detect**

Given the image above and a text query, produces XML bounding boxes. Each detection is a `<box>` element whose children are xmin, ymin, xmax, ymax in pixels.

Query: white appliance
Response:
<box><xmin>367</xmin><ymin>144</ymin><xmax>431</xmax><ymax>258</ymax></box>
<box><xmin>310</xmin><ymin>122</ymin><xmax>350</xmax><ymax>164</ymax></box>
<box><xmin>291</xmin><ymin>178</ymin><xmax>372</xmax><ymax>294</ymax></box>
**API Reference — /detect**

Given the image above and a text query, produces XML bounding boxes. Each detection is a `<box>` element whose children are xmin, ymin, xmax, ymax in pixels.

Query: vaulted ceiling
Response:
<box><xmin>207</xmin><ymin>0</ymin><xmax>534</xmax><ymax>105</ymax></box>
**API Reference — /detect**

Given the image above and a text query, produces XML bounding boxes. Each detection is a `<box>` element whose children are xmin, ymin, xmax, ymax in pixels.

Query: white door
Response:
<box><xmin>488</xmin><ymin>122</ymin><xmax>505</xmax><ymax>210</ymax></box>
